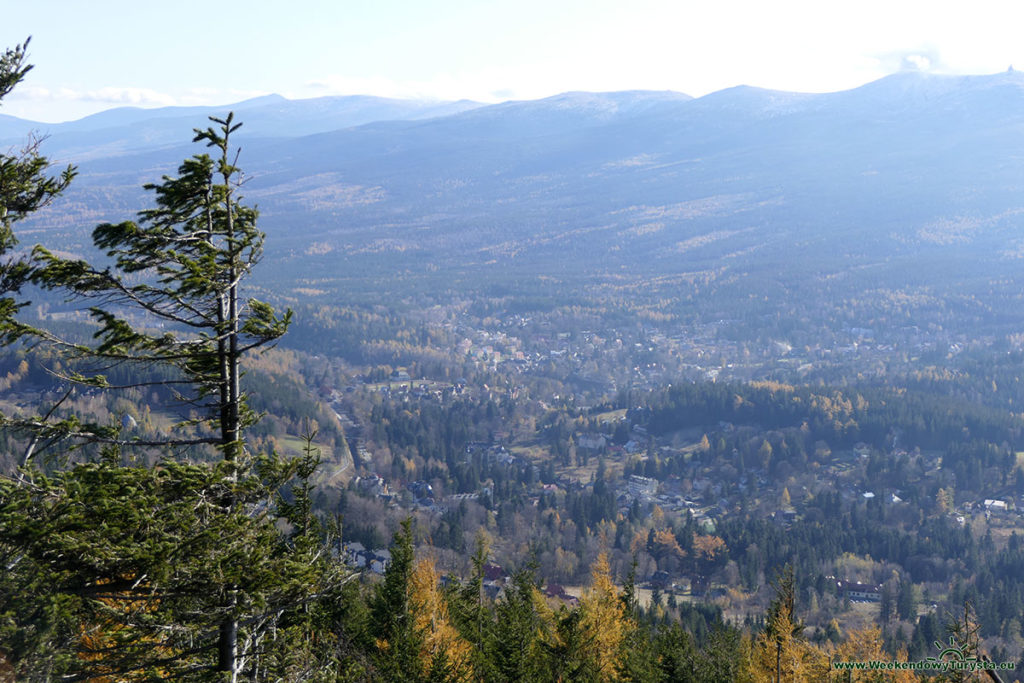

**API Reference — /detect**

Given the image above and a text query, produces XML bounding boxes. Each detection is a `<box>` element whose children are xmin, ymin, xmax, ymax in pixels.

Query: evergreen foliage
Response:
<box><xmin>371</xmin><ymin>518</ymin><xmax>426</xmax><ymax>681</ymax></box>
<box><xmin>0</xmin><ymin>451</ymin><xmax>347</xmax><ymax>680</ymax></box>
<box><xmin>0</xmin><ymin>55</ymin><xmax>341</xmax><ymax>679</ymax></box>
<box><xmin>0</xmin><ymin>37</ymin><xmax>75</xmax><ymax>341</ymax></box>
<box><xmin>27</xmin><ymin>113</ymin><xmax>290</xmax><ymax>461</ymax></box>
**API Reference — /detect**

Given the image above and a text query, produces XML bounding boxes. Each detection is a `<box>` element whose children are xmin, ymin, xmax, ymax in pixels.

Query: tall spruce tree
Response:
<box><xmin>0</xmin><ymin>109</ymin><xmax>349</xmax><ymax>682</ymax></box>
<box><xmin>26</xmin><ymin>115</ymin><xmax>292</xmax><ymax>678</ymax></box>
<box><xmin>0</xmin><ymin>38</ymin><xmax>75</xmax><ymax>341</ymax></box>
<box><xmin>371</xmin><ymin>518</ymin><xmax>426</xmax><ymax>681</ymax></box>
<box><xmin>28</xmin><ymin>113</ymin><xmax>289</xmax><ymax>462</ymax></box>
<box><xmin>487</xmin><ymin>562</ymin><xmax>548</xmax><ymax>682</ymax></box>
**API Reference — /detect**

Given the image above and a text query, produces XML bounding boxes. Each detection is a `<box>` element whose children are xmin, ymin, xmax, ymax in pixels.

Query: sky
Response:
<box><xmin>2</xmin><ymin>0</ymin><xmax>1023</xmax><ymax>122</ymax></box>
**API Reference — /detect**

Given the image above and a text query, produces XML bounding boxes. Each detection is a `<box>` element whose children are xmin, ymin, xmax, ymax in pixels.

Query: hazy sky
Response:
<box><xmin>2</xmin><ymin>0</ymin><xmax>1021</xmax><ymax>122</ymax></box>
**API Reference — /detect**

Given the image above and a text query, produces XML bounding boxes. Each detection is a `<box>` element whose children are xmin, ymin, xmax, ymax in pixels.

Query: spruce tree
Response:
<box><xmin>25</xmin><ymin>114</ymin><xmax>292</xmax><ymax>679</ymax></box>
<box><xmin>0</xmin><ymin>452</ymin><xmax>334</xmax><ymax>681</ymax></box>
<box><xmin>28</xmin><ymin>113</ymin><xmax>290</xmax><ymax>462</ymax></box>
<box><xmin>371</xmin><ymin>518</ymin><xmax>426</xmax><ymax>681</ymax></box>
<box><xmin>0</xmin><ymin>38</ymin><xmax>75</xmax><ymax>342</ymax></box>
<box><xmin>0</xmin><ymin>107</ymin><xmax>359</xmax><ymax>681</ymax></box>
<box><xmin>487</xmin><ymin>560</ymin><xmax>548</xmax><ymax>682</ymax></box>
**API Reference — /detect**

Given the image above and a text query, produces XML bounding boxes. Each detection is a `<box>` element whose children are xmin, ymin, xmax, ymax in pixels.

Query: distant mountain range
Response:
<box><xmin>8</xmin><ymin>71</ymin><xmax>1024</xmax><ymax>312</ymax></box>
<box><xmin>0</xmin><ymin>94</ymin><xmax>484</xmax><ymax>159</ymax></box>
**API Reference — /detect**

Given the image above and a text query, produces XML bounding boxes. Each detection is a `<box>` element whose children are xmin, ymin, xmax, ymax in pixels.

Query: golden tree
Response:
<box><xmin>826</xmin><ymin>626</ymin><xmax>916</xmax><ymax>683</ymax></box>
<box><xmin>751</xmin><ymin>610</ymin><xmax>829</xmax><ymax>682</ymax></box>
<box><xmin>751</xmin><ymin>565</ymin><xmax>829</xmax><ymax>682</ymax></box>
<box><xmin>578</xmin><ymin>552</ymin><xmax>631</xmax><ymax>682</ymax></box>
<box><xmin>409</xmin><ymin>557</ymin><xmax>475</xmax><ymax>682</ymax></box>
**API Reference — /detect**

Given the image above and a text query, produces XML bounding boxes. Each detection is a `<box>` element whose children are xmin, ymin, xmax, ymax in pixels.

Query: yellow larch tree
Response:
<box><xmin>409</xmin><ymin>557</ymin><xmax>475</xmax><ymax>682</ymax></box>
<box><xmin>578</xmin><ymin>552</ymin><xmax>631</xmax><ymax>682</ymax></box>
<box><xmin>692</xmin><ymin>533</ymin><xmax>726</xmax><ymax>560</ymax></box>
<box><xmin>648</xmin><ymin>527</ymin><xmax>685</xmax><ymax>562</ymax></box>
<box><xmin>826</xmin><ymin>626</ymin><xmax>916</xmax><ymax>682</ymax></box>
<box><xmin>751</xmin><ymin>610</ymin><xmax>830</xmax><ymax>682</ymax></box>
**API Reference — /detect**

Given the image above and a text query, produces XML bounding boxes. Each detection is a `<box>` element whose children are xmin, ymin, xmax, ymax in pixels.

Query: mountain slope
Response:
<box><xmin>12</xmin><ymin>74</ymin><xmax>1024</xmax><ymax>320</ymax></box>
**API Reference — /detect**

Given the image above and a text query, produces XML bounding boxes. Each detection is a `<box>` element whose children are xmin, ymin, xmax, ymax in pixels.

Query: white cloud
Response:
<box><xmin>14</xmin><ymin>84</ymin><xmax>177</xmax><ymax>107</ymax></box>
<box><xmin>3</xmin><ymin>84</ymin><xmax>275</xmax><ymax>122</ymax></box>
<box><xmin>904</xmin><ymin>54</ymin><xmax>932</xmax><ymax>72</ymax></box>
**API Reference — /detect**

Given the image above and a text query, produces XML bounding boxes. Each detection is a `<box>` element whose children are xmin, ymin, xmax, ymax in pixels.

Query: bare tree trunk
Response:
<box><xmin>218</xmin><ymin>610</ymin><xmax>238</xmax><ymax>681</ymax></box>
<box><xmin>216</xmin><ymin>148</ymin><xmax>240</xmax><ymax>680</ymax></box>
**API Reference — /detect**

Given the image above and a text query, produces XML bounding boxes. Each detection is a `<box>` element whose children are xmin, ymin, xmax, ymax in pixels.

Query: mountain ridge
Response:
<box><xmin>11</xmin><ymin>70</ymin><xmax>1024</xmax><ymax>327</ymax></box>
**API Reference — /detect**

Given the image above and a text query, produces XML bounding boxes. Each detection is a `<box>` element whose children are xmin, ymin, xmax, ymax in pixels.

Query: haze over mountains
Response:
<box><xmin>7</xmin><ymin>71</ymin><xmax>1024</xmax><ymax>321</ymax></box>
